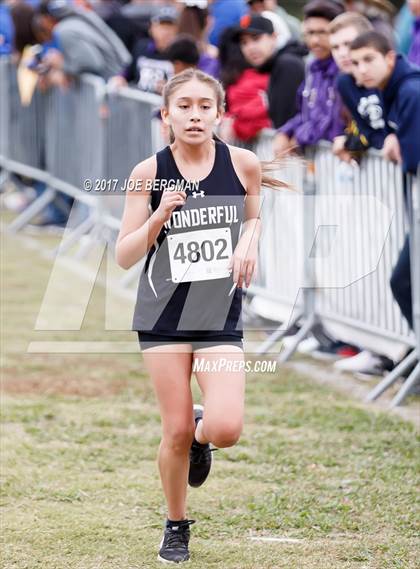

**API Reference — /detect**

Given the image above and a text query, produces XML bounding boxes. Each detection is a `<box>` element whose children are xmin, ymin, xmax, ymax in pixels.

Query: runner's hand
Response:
<box><xmin>155</xmin><ymin>190</ymin><xmax>186</xmax><ymax>224</ymax></box>
<box><xmin>229</xmin><ymin>229</ymin><xmax>259</xmax><ymax>289</ymax></box>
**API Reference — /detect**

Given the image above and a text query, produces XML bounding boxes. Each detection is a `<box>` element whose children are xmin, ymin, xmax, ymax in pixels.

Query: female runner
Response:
<box><xmin>116</xmin><ymin>68</ymin><xmax>283</xmax><ymax>564</ymax></box>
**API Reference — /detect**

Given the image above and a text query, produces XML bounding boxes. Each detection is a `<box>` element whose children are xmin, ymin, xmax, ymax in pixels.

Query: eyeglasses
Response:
<box><xmin>303</xmin><ymin>30</ymin><xmax>329</xmax><ymax>38</ymax></box>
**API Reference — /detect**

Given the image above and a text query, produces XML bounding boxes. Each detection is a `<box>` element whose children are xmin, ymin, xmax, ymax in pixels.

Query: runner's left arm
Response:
<box><xmin>229</xmin><ymin>149</ymin><xmax>262</xmax><ymax>288</ymax></box>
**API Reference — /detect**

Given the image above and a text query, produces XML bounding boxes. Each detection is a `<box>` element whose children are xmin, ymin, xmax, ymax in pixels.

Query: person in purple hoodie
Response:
<box><xmin>274</xmin><ymin>0</ymin><xmax>345</xmax><ymax>156</ymax></box>
<box><xmin>408</xmin><ymin>0</ymin><xmax>420</xmax><ymax>65</ymax></box>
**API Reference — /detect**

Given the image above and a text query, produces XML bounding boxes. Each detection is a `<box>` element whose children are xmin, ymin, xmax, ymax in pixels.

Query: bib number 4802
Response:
<box><xmin>167</xmin><ymin>227</ymin><xmax>233</xmax><ymax>283</ymax></box>
<box><xmin>173</xmin><ymin>238</ymin><xmax>228</xmax><ymax>264</ymax></box>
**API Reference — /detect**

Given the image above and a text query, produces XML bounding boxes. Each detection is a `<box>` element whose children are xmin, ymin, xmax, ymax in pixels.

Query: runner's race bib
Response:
<box><xmin>167</xmin><ymin>227</ymin><xmax>233</xmax><ymax>283</ymax></box>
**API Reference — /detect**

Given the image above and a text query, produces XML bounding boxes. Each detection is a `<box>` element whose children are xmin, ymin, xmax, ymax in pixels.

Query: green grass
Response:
<box><xmin>1</xmin><ymin>224</ymin><xmax>420</xmax><ymax>568</ymax></box>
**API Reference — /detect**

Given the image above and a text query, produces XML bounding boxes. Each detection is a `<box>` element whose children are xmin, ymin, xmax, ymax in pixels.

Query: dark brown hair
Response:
<box><xmin>11</xmin><ymin>3</ymin><xmax>37</xmax><ymax>55</ymax></box>
<box><xmin>304</xmin><ymin>0</ymin><xmax>344</xmax><ymax>21</ymax></box>
<box><xmin>350</xmin><ymin>30</ymin><xmax>393</xmax><ymax>55</ymax></box>
<box><xmin>178</xmin><ymin>6</ymin><xmax>208</xmax><ymax>42</ymax></box>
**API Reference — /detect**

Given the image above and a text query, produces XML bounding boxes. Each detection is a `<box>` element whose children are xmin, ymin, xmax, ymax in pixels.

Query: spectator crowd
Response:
<box><xmin>1</xmin><ymin>0</ymin><xmax>420</xmax><ymax>380</ymax></box>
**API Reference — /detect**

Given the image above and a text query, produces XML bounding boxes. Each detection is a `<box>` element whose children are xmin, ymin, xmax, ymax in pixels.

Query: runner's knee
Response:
<box><xmin>162</xmin><ymin>423</ymin><xmax>195</xmax><ymax>452</ymax></box>
<box><xmin>206</xmin><ymin>419</ymin><xmax>243</xmax><ymax>448</ymax></box>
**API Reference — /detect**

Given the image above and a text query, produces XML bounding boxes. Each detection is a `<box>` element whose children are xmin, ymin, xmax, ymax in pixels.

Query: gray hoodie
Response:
<box><xmin>55</xmin><ymin>7</ymin><xmax>131</xmax><ymax>79</ymax></box>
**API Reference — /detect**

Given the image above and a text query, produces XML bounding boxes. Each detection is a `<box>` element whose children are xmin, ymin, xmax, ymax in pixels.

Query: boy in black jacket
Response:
<box><xmin>350</xmin><ymin>31</ymin><xmax>420</xmax><ymax>331</ymax></box>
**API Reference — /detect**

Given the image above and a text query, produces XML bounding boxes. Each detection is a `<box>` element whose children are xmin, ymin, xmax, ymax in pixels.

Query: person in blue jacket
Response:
<box><xmin>350</xmin><ymin>30</ymin><xmax>420</xmax><ymax>332</ymax></box>
<box><xmin>0</xmin><ymin>0</ymin><xmax>13</xmax><ymax>55</ymax></box>
<box><xmin>328</xmin><ymin>12</ymin><xmax>388</xmax><ymax>161</ymax></box>
<box><xmin>208</xmin><ymin>0</ymin><xmax>248</xmax><ymax>47</ymax></box>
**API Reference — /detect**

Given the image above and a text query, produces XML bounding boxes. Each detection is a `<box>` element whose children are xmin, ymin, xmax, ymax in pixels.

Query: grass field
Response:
<box><xmin>1</xmin><ymin>225</ymin><xmax>419</xmax><ymax>569</ymax></box>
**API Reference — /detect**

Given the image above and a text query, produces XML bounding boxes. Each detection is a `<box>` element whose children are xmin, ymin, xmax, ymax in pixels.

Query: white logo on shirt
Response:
<box><xmin>137</xmin><ymin>56</ymin><xmax>174</xmax><ymax>94</ymax></box>
<box><xmin>357</xmin><ymin>95</ymin><xmax>385</xmax><ymax>129</ymax></box>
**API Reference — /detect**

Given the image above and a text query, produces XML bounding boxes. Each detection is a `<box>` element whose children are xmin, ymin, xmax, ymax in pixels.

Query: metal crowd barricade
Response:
<box><xmin>46</xmin><ymin>75</ymin><xmax>105</xmax><ymax>192</ymax></box>
<box><xmin>365</xmin><ymin>173</ymin><xmax>420</xmax><ymax>406</ymax></box>
<box><xmin>1</xmin><ymin>58</ymin><xmax>56</xmax><ymax>230</ymax></box>
<box><xmin>8</xmin><ymin>64</ymin><xmax>46</xmax><ymax>172</ymax></box>
<box><xmin>103</xmin><ymin>87</ymin><xmax>163</xmax><ymax>288</ymax></box>
<box><xmin>103</xmin><ymin>87</ymin><xmax>162</xmax><ymax>220</ymax></box>
<box><xmin>1</xmin><ymin>60</ymin><xmax>103</xmax><ymax>241</ymax></box>
<box><xmin>43</xmin><ymin>74</ymin><xmax>110</xmax><ymax>256</ymax></box>
<box><xmin>233</xmin><ymin>131</ymin><xmax>417</xmax><ymax>404</ymax></box>
<box><xmin>313</xmin><ymin>143</ymin><xmax>412</xmax><ymax>354</ymax></box>
<box><xmin>0</xmin><ymin>58</ymin><xmax>10</xmax><ymax>186</ymax></box>
<box><xmin>0</xmin><ymin>58</ymin><xmax>47</xmax><ymax>182</ymax></box>
<box><xmin>244</xmin><ymin>130</ymin><xmax>307</xmax><ymax>355</ymax></box>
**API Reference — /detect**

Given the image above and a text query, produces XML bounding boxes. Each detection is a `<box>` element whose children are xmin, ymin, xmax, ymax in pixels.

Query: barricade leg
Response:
<box><xmin>0</xmin><ymin>168</ymin><xmax>10</xmax><ymax>189</ymax></box>
<box><xmin>7</xmin><ymin>187</ymin><xmax>57</xmax><ymax>232</ymax></box>
<box><xmin>278</xmin><ymin>312</ymin><xmax>317</xmax><ymax>363</ymax></box>
<box><xmin>73</xmin><ymin>219</ymin><xmax>117</xmax><ymax>261</ymax></box>
<box><xmin>364</xmin><ymin>348</ymin><xmax>418</xmax><ymax>402</ymax></box>
<box><xmin>390</xmin><ymin>361</ymin><xmax>420</xmax><ymax>407</ymax></box>
<box><xmin>255</xmin><ymin>312</ymin><xmax>303</xmax><ymax>355</ymax></box>
<box><xmin>51</xmin><ymin>213</ymin><xmax>97</xmax><ymax>257</ymax></box>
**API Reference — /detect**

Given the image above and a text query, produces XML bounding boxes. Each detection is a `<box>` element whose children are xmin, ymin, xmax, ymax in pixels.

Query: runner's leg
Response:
<box><xmin>142</xmin><ymin>345</ymin><xmax>195</xmax><ymax>521</ymax></box>
<box><xmin>193</xmin><ymin>345</ymin><xmax>245</xmax><ymax>448</ymax></box>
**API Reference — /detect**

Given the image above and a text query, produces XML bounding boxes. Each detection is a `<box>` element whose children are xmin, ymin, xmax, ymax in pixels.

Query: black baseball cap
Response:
<box><xmin>233</xmin><ymin>14</ymin><xmax>275</xmax><ymax>40</ymax></box>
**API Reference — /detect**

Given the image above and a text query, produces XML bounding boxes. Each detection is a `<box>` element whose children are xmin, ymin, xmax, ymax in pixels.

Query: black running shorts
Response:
<box><xmin>137</xmin><ymin>332</ymin><xmax>244</xmax><ymax>352</ymax></box>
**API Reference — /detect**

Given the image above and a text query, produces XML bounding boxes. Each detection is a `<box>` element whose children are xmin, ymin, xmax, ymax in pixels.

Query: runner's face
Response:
<box><xmin>350</xmin><ymin>47</ymin><xmax>394</xmax><ymax>89</ymax></box>
<box><xmin>163</xmin><ymin>80</ymin><xmax>221</xmax><ymax>144</ymax></box>
<box><xmin>330</xmin><ymin>26</ymin><xmax>359</xmax><ymax>73</ymax></box>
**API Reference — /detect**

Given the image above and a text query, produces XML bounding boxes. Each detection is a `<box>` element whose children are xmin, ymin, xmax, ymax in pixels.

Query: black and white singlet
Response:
<box><xmin>132</xmin><ymin>140</ymin><xmax>246</xmax><ymax>340</ymax></box>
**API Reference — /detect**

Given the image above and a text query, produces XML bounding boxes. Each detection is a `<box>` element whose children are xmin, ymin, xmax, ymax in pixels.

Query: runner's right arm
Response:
<box><xmin>115</xmin><ymin>156</ymin><xmax>186</xmax><ymax>270</ymax></box>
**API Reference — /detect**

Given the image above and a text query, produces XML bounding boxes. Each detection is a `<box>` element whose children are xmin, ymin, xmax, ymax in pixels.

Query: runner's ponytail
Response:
<box><xmin>212</xmin><ymin>133</ymin><xmax>295</xmax><ymax>191</ymax></box>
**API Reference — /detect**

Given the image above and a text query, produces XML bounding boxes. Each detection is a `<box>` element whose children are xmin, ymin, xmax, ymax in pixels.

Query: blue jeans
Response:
<box><xmin>33</xmin><ymin>181</ymin><xmax>73</xmax><ymax>225</ymax></box>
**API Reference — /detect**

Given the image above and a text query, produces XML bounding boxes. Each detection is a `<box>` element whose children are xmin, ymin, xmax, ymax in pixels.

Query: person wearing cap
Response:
<box><xmin>274</xmin><ymin>0</ymin><xmax>346</xmax><ymax>157</ymax></box>
<box><xmin>123</xmin><ymin>5</ymin><xmax>178</xmax><ymax>94</ymax></box>
<box><xmin>233</xmin><ymin>13</ymin><xmax>306</xmax><ymax>132</ymax></box>
<box><xmin>246</xmin><ymin>0</ymin><xmax>292</xmax><ymax>49</ymax></box>
<box><xmin>247</xmin><ymin>0</ymin><xmax>302</xmax><ymax>43</ymax></box>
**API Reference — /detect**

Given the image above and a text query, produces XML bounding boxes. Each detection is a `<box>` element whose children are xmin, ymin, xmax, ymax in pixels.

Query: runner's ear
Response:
<box><xmin>161</xmin><ymin>107</ymin><xmax>171</xmax><ymax>126</ymax></box>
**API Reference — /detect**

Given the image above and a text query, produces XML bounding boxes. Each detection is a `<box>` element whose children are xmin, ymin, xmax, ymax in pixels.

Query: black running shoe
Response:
<box><xmin>188</xmin><ymin>404</ymin><xmax>215</xmax><ymax>488</ymax></box>
<box><xmin>158</xmin><ymin>519</ymin><xmax>195</xmax><ymax>564</ymax></box>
